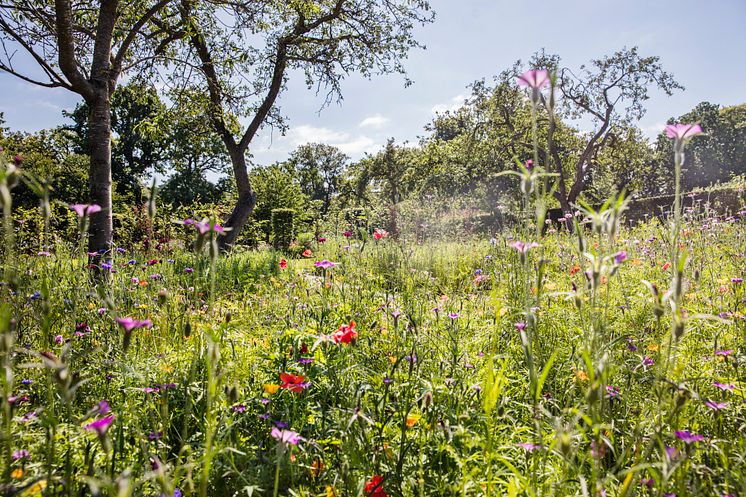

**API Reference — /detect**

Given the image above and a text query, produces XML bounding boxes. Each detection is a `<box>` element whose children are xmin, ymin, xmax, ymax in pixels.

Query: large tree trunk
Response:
<box><xmin>87</xmin><ymin>93</ymin><xmax>114</xmax><ymax>254</ymax></box>
<box><xmin>219</xmin><ymin>149</ymin><xmax>256</xmax><ymax>249</ymax></box>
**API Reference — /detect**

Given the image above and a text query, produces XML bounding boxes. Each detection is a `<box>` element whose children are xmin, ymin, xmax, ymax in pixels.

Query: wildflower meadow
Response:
<box><xmin>1</xmin><ymin>1</ymin><xmax>745</xmax><ymax>496</ymax></box>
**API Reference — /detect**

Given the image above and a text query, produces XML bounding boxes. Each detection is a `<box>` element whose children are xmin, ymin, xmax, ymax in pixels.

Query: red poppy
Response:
<box><xmin>279</xmin><ymin>259</ymin><xmax>288</xmax><ymax>269</ymax></box>
<box><xmin>332</xmin><ymin>321</ymin><xmax>358</xmax><ymax>344</ymax></box>
<box><xmin>364</xmin><ymin>475</ymin><xmax>388</xmax><ymax>497</ymax></box>
<box><xmin>279</xmin><ymin>372</ymin><xmax>308</xmax><ymax>393</ymax></box>
<box><xmin>662</xmin><ymin>262</ymin><xmax>671</xmax><ymax>270</ymax></box>
<box><xmin>302</xmin><ymin>249</ymin><xmax>312</xmax><ymax>258</ymax></box>
<box><xmin>373</xmin><ymin>228</ymin><xmax>389</xmax><ymax>240</ymax></box>
<box><xmin>569</xmin><ymin>264</ymin><xmax>580</xmax><ymax>276</ymax></box>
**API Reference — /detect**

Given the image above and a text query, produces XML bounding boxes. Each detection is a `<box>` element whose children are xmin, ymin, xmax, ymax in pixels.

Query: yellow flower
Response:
<box><xmin>263</xmin><ymin>384</ymin><xmax>280</xmax><ymax>394</ymax></box>
<box><xmin>325</xmin><ymin>485</ymin><xmax>337</xmax><ymax>497</ymax></box>
<box><xmin>87</xmin><ymin>302</ymin><xmax>96</xmax><ymax>310</ymax></box>
<box><xmin>160</xmin><ymin>363</ymin><xmax>174</xmax><ymax>373</ymax></box>
<box><xmin>574</xmin><ymin>370</ymin><xmax>589</xmax><ymax>382</ymax></box>
<box><xmin>647</xmin><ymin>344</ymin><xmax>659</xmax><ymax>352</ymax></box>
<box><xmin>388</xmin><ymin>355</ymin><xmax>397</xmax><ymax>364</ymax></box>
<box><xmin>21</xmin><ymin>480</ymin><xmax>47</xmax><ymax>496</ymax></box>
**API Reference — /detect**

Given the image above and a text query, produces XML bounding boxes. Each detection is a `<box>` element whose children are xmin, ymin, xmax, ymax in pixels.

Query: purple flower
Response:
<box><xmin>516</xmin><ymin>69</ymin><xmax>550</xmax><ymax>89</ymax></box>
<box><xmin>141</xmin><ymin>387</ymin><xmax>160</xmax><ymax>394</ymax></box>
<box><xmin>184</xmin><ymin>218</ymin><xmax>225</xmax><ymax>235</ymax></box>
<box><xmin>614</xmin><ymin>251</ymin><xmax>627</xmax><ymax>264</ymax></box>
<box><xmin>642</xmin><ymin>356</ymin><xmax>654</xmax><ymax>367</ymax></box>
<box><xmin>704</xmin><ymin>400</ymin><xmax>728</xmax><ymax>411</ymax></box>
<box><xmin>97</xmin><ymin>400</ymin><xmax>111</xmax><ymax>414</ymax></box>
<box><xmin>12</xmin><ymin>449</ymin><xmax>29</xmax><ymax>461</ymax></box>
<box><xmin>55</xmin><ymin>335</ymin><xmax>64</xmax><ymax>345</ymax></box>
<box><xmin>605</xmin><ymin>385</ymin><xmax>620</xmax><ymax>399</ymax></box>
<box><xmin>665</xmin><ymin>123</ymin><xmax>703</xmax><ymax>142</ymax></box>
<box><xmin>232</xmin><ymin>404</ymin><xmax>247</xmax><ymax>413</ymax></box>
<box><xmin>314</xmin><ymin>260</ymin><xmax>337</xmax><ymax>269</ymax></box>
<box><xmin>70</xmin><ymin>203</ymin><xmax>102</xmax><ymax>217</ymax></box>
<box><xmin>115</xmin><ymin>317</ymin><xmax>153</xmax><ymax>332</ymax></box>
<box><xmin>713</xmin><ymin>381</ymin><xmax>736</xmax><ymax>391</ymax></box>
<box><xmin>271</xmin><ymin>428</ymin><xmax>303</xmax><ymax>446</ymax></box>
<box><xmin>85</xmin><ymin>416</ymin><xmax>115</xmax><ymax>436</ymax></box>
<box><xmin>674</xmin><ymin>430</ymin><xmax>704</xmax><ymax>443</ymax></box>
<box><xmin>184</xmin><ymin>267</ymin><xmax>194</xmax><ymax>274</ymax></box>
<box><xmin>448</xmin><ymin>312</ymin><xmax>460</xmax><ymax>320</ymax></box>
<box><xmin>731</xmin><ymin>277</ymin><xmax>743</xmax><ymax>283</ymax></box>
<box><xmin>715</xmin><ymin>349</ymin><xmax>734</xmax><ymax>357</ymax></box>
<box><xmin>149</xmin><ymin>431</ymin><xmax>163</xmax><ymax>441</ymax></box>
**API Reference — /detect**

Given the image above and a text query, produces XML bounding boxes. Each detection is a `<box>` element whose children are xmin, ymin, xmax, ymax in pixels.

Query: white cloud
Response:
<box><xmin>431</xmin><ymin>94</ymin><xmax>466</xmax><ymax>115</ymax></box>
<box><xmin>358</xmin><ymin>114</ymin><xmax>390</xmax><ymax>128</ymax></box>
<box><xmin>256</xmin><ymin>124</ymin><xmax>381</xmax><ymax>160</ymax></box>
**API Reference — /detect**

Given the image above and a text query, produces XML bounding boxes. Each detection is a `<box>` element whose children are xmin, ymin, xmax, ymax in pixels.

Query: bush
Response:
<box><xmin>271</xmin><ymin>208</ymin><xmax>295</xmax><ymax>248</ymax></box>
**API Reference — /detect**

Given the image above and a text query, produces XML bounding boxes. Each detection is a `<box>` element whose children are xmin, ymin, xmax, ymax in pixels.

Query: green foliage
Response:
<box><xmin>249</xmin><ymin>165</ymin><xmax>314</xmax><ymax>244</ymax></box>
<box><xmin>270</xmin><ymin>208</ymin><xmax>295</xmax><ymax>248</ymax></box>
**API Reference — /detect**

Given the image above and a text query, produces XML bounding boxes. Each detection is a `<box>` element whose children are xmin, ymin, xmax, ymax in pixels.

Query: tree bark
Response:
<box><xmin>87</xmin><ymin>93</ymin><xmax>114</xmax><ymax>253</ymax></box>
<box><xmin>218</xmin><ymin>149</ymin><xmax>256</xmax><ymax>249</ymax></box>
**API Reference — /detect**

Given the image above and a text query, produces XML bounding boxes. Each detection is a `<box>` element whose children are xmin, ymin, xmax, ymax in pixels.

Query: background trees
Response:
<box><xmin>0</xmin><ymin>0</ymin><xmax>177</xmax><ymax>252</ymax></box>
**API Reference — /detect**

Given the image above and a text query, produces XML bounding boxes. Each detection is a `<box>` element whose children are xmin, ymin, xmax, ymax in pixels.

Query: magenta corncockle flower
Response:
<box><xmin>704</xmin><ymin>400</ymin><xmax>728</xmax><ymax>411</ymax></box>
<box><xmin>232</xmin><ymin>404</ymin><xmax>247</xmax><ymax>413</ymax></box>
<box><xmin>70</xmin><ymin>203</ymin><xmax>102</xmax><ymax>217</ymax></box>
<box><xmin>715</xmin><ymin>349</ymin><xmax>734</xmax><ymax>357</ymax></box>
<box><xmin>141</xmin><ymin>387</ymin><xmax>160</xmax><ymax>394</ymax></box>
<box><xmin>713</xmin><ymin>381</ymin><xmax>735</xmax><ymax>391</ymax></box>
<box><xmin>524</xmin><ymin>159</ymin><xmax>534</xmax><ymax>171</ymax></box>
<box><xmin>12</xmin><ymin>449</ymin><xmax>29</xmax><ymax>461</ymax></box>
<box><xmin>115</xmin><ymin>317</ymin><xmax>153</xmax><ymax>332</ymax></box>
<box><xmin>665</xmin><ymin>123</ymin><xmax>703</xmax><ymax>142</ymax></box>
<box><xmin>614</xmin><ymin>251</ymin><xmax>627</xmax><ymax>264</ymax></box>
<box><xmin>85</xmin><ymin>415</ymin><xmax>115</xmax><ymax>436</ymax></box>
<box><xmin>270</xmin><ymin>427</ymin><xmax>303</xmax><ymax>446</ymax></box>
<box><xmin>511</xmin><ymin>241</ymin><xmax>539</xmax><ymax>254</ymax></box>
<box><xmin>448</xmin><ymin>312</ymin><xmax>460</xmax><ymax>319</ymax></box>
<box><xmin>642</xmin><ymin>356</ymin><xmax>654</xmax><ymax>367</ymax></box>
<box><xmin>674</xmin><ymin>430</ymin><xmax>704</xmax><ymax>443</ymax></box>
<box><xmin>517</xmin><ymin>69</ymin><xmax>550</xmax><ymax>89</ymax></box>
<box><xmin>515</xmin><ymin>322</ymin><xmax>527</xmax><ymax>332</ymax></box>
<box><xmin>184</xmin><ymin>218</ymin><xmax>225</xmax><ymax>234</ymax></box>
<box><xmin>516</xmin><ymin>442</ymin><xmax>541</xmax><ymax>452</ymax></box>
<box><xmin>314</xmin><ymin>260</ymin><xmax>337</xmax><ymax>269</ymax></box>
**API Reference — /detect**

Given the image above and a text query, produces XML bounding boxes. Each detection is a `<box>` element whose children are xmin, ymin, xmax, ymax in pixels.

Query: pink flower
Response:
<box><xmin>511</xmin><ymin>241</ymin><xmax>539</xmax><ymax>254</ymax></box>
<box><xmin>516</xmin><ymin>69</ymin><xmax>550</xmax><ymax>89</ymax></box>
<box><xmin>674</xmin><ymin>430</ymin><xmax>704</xmax><ymax>443</ymax></box>
<box><xmin>271</xmin><ymin>427</ymin><xmax>303</xmax><ymax>445</ymax></box>
<box><xmin>184</xmin><ymin>218</ymin><xmax>225</xmax><ymax>234</ymax></box>
<box><xmin>314</xmin><ymin>260</ymin><xmax>337</xmax><ymax>269</ymax></box>
<box><xmin>115</xmin><ymin>317</ymin><xmax>153</xmax><ymax>332</ymax></box>
<box><xmin>704</xmin><ymin>400</ymin><xmax>728</xmax><ymax>411</ymax></box>
<box><xmin>665</xmin><ymin>123</ymin><xmax>703</xmax><ymax>142</ymax></box>
<box><xmin>70</xmin><ymin>204</ymin><xmax>102</xmax><ymax>217</ymax></box>
<box><xmin>85</xmin><ymin>415</ymin><xmax>115</xmax><ymax>436</ymax></box>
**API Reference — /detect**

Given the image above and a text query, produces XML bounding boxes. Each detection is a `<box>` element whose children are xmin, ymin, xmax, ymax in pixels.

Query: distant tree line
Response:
<box><xmin>1</xmin><ymin>46</ymin><xmax>745</xmax><ymax>246</ymax></box>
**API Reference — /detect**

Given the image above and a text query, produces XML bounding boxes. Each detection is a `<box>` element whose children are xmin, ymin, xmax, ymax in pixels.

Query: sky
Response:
<box><xmin>1</xmin><ymin>0</ymin><xmax>745</xmax><ymax>167</ymax></box>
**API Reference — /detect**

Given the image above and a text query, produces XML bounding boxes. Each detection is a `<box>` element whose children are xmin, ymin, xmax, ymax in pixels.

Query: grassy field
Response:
<box><xmin>1</xmin><ymin>202</ymin><xmax>745</xmax><ymax>497</ymax></box>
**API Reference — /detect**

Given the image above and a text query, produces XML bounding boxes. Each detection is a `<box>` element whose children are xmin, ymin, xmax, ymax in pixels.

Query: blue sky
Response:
<box><xmin>1</xmin><ymin>0</ymin><xmax>744</xmax><ymax>166</ymax></box>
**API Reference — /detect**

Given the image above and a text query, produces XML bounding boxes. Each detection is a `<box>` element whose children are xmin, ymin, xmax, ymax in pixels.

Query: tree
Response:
<box><xmin>64</xmin><ymin>83</ymin><xmax>169</xmax><ymax>201</ymax></box>
<box><xmin>1</xmin><ymin>0</ymin><xmax>176</xmax><ymax>252</ymax></box>
<box><xmin>536</xmin><ymin>47</ymin><xmax>682</xmax><ymax>212</ymax></box>
<box><xmin>162</xmin><ymin>0</ymin><xmax>433</xmax><ymax>248</ymax></box>
<box><xmin>159</xmin><ymin>89</ymin><xmax>231</xmax><ymax>207</ymax></box>
<box><xmin>282</xmin><ymin>143</ymin><xmax>348</xmax><ymax>216</ymax></box>
<box><xmin>654</xmin><ymin>101</ymin><xmax>746</xmax><ymax>192</ymax></box>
